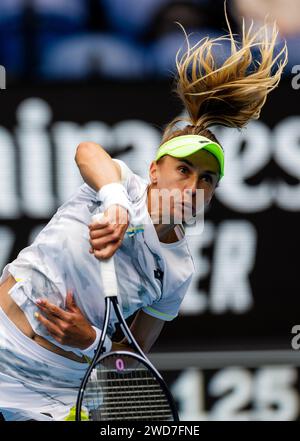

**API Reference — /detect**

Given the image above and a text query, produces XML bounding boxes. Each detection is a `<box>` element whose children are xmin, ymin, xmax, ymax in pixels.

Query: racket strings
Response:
<box><xmin>83</xmin><ymin>356</ymin><xmax>174</xmax><ymax>421</ymax></box>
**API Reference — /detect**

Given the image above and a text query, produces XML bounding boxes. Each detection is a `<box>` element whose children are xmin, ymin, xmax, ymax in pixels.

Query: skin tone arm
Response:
<box><xmin>35</xmin><ymin>293</ymin><xmax>165</xmax><ymax>354</ymax></box>
<box><xmin>75</xmin><ymin>141</ymin><xmax>122</xmax><ymax>191</ymax></box>
<box><xmin>76</xmin><ymin>141</ymin><xmax>130</xmax><ymax>259</ymax></box>
<box><xmin>111</xmin><ymin>309</ymin><xmax>165</xmax><ymax>353</ymax></box>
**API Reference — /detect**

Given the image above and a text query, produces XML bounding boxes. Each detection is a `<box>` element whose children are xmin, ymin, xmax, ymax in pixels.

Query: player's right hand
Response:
<box><xmin>88</xmin><ymin>204</ymin><xmax>129</xmax><ymax>260</ymax></box>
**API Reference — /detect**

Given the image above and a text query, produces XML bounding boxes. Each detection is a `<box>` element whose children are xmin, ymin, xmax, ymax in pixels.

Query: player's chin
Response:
<box><xmin>171</xmin><ymin>205</ymin><xmax>194</xmax><ymax>223</ymax></box>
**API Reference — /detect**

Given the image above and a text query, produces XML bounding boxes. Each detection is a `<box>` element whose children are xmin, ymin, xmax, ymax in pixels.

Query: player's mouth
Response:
<box><xmin>176</xmin><ymin>202</ymin><xmax>195</xmax><ymax>218</ymax></box>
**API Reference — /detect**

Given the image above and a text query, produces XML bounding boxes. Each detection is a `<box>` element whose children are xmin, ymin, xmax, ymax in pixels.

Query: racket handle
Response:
<box><xmin>91</xmin><ymin>213</ymin><xmax>118</xmax><ymax>298</ymax></box>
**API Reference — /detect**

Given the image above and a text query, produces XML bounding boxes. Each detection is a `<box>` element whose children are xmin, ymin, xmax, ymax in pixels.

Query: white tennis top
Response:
<box><xmin>0</xmin><ymin>159</ymin><xmax>195</xmax><ymax>352</ymax></box>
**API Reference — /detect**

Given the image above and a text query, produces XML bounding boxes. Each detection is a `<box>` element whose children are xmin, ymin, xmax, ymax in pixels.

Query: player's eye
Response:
<box><xmin>178</xmin><ymin>166</ymin><xmax>190</xmax><ymax>174</ymax></box>
<box><xmin>201</xmin><ymin>173</ymin><xmax>213</xmax><ymax>184</ymax></box>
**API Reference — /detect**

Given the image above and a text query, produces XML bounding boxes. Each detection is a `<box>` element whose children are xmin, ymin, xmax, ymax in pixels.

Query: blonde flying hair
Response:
<box><xmin>161</xmin><ymin>7</ymin><xmax>288</xmax><ymax>146</ymax></box>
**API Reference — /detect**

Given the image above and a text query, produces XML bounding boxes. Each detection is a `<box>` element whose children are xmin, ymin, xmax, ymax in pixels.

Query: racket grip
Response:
<box><xmin>91</xmin><ymin>213</ymin><xmax>118</xmax><ymax>298</ymax></box>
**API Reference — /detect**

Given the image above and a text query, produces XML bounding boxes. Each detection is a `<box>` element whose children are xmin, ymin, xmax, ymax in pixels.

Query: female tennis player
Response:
<box><xmin>0</xmin><ymin>17</ymin><xmax>287</xmax><ymax>420</ymax></box>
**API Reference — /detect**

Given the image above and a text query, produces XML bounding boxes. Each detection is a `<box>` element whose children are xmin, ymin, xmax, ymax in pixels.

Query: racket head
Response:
<box><xmin>79</xmin><ymin>350</ymin><xmax>179</xmax><ymax>421</ymax></box>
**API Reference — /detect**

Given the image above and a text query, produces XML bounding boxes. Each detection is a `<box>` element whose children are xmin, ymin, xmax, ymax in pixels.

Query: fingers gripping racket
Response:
<box><xmin>75</xmin><ymin>213</ymin><xmax>179</xmax><ymax>421</ymax></box>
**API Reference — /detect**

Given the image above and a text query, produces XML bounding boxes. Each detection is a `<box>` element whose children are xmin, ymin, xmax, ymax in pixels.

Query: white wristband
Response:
<box><xmin>81</xmin><ymin>326</ymin><xmax>112</xmax><ymax>358</ymax></box>
<box><xmin>96</xmin><ymin>182</ymin><xmax>134</xmax><ymax>222</ymax></box>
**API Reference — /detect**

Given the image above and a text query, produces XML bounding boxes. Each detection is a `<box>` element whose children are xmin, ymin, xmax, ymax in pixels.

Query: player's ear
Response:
<box><xmin>149</xmin><ymin>161</ymin><xmax>158</xmax><ymax>185</ymax></box>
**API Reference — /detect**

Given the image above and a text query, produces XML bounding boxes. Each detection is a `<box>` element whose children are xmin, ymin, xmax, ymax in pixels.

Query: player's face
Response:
<box><xmin>149</xmin><ymin>150</ymin><xmax>220</xmax><ymax>222</ymax></box>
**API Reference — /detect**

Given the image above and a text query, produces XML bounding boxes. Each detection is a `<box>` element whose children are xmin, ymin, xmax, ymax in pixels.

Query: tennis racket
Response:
<box><xmin>75</xmin><ymin>213</ymin><xmax>179</xmax><ymax>421</ymax></box>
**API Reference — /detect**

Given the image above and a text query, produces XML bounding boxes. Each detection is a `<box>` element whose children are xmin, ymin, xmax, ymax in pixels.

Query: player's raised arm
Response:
<box><xmin>75</xmin><ymin>142</ymin><xmax>132</xmax><ymax>259</ymax></box>
<box><xmin>75</xmin><ymin>141</ymin><xmax>122</xmax><ymax>191</ymax></box>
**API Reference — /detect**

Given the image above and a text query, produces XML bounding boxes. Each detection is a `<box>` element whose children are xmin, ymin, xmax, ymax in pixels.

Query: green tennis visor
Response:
<box><xmin>155</xmin><ymin>134</ymin><xmax>224</xmax><ymax>178</ymax></box>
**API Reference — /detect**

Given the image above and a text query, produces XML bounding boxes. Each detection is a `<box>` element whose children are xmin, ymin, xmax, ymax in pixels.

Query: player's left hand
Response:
<box><xmin>35</xmin><ymin>291</ymin><xmax>96</xmax><ymax>350</ymax></box>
